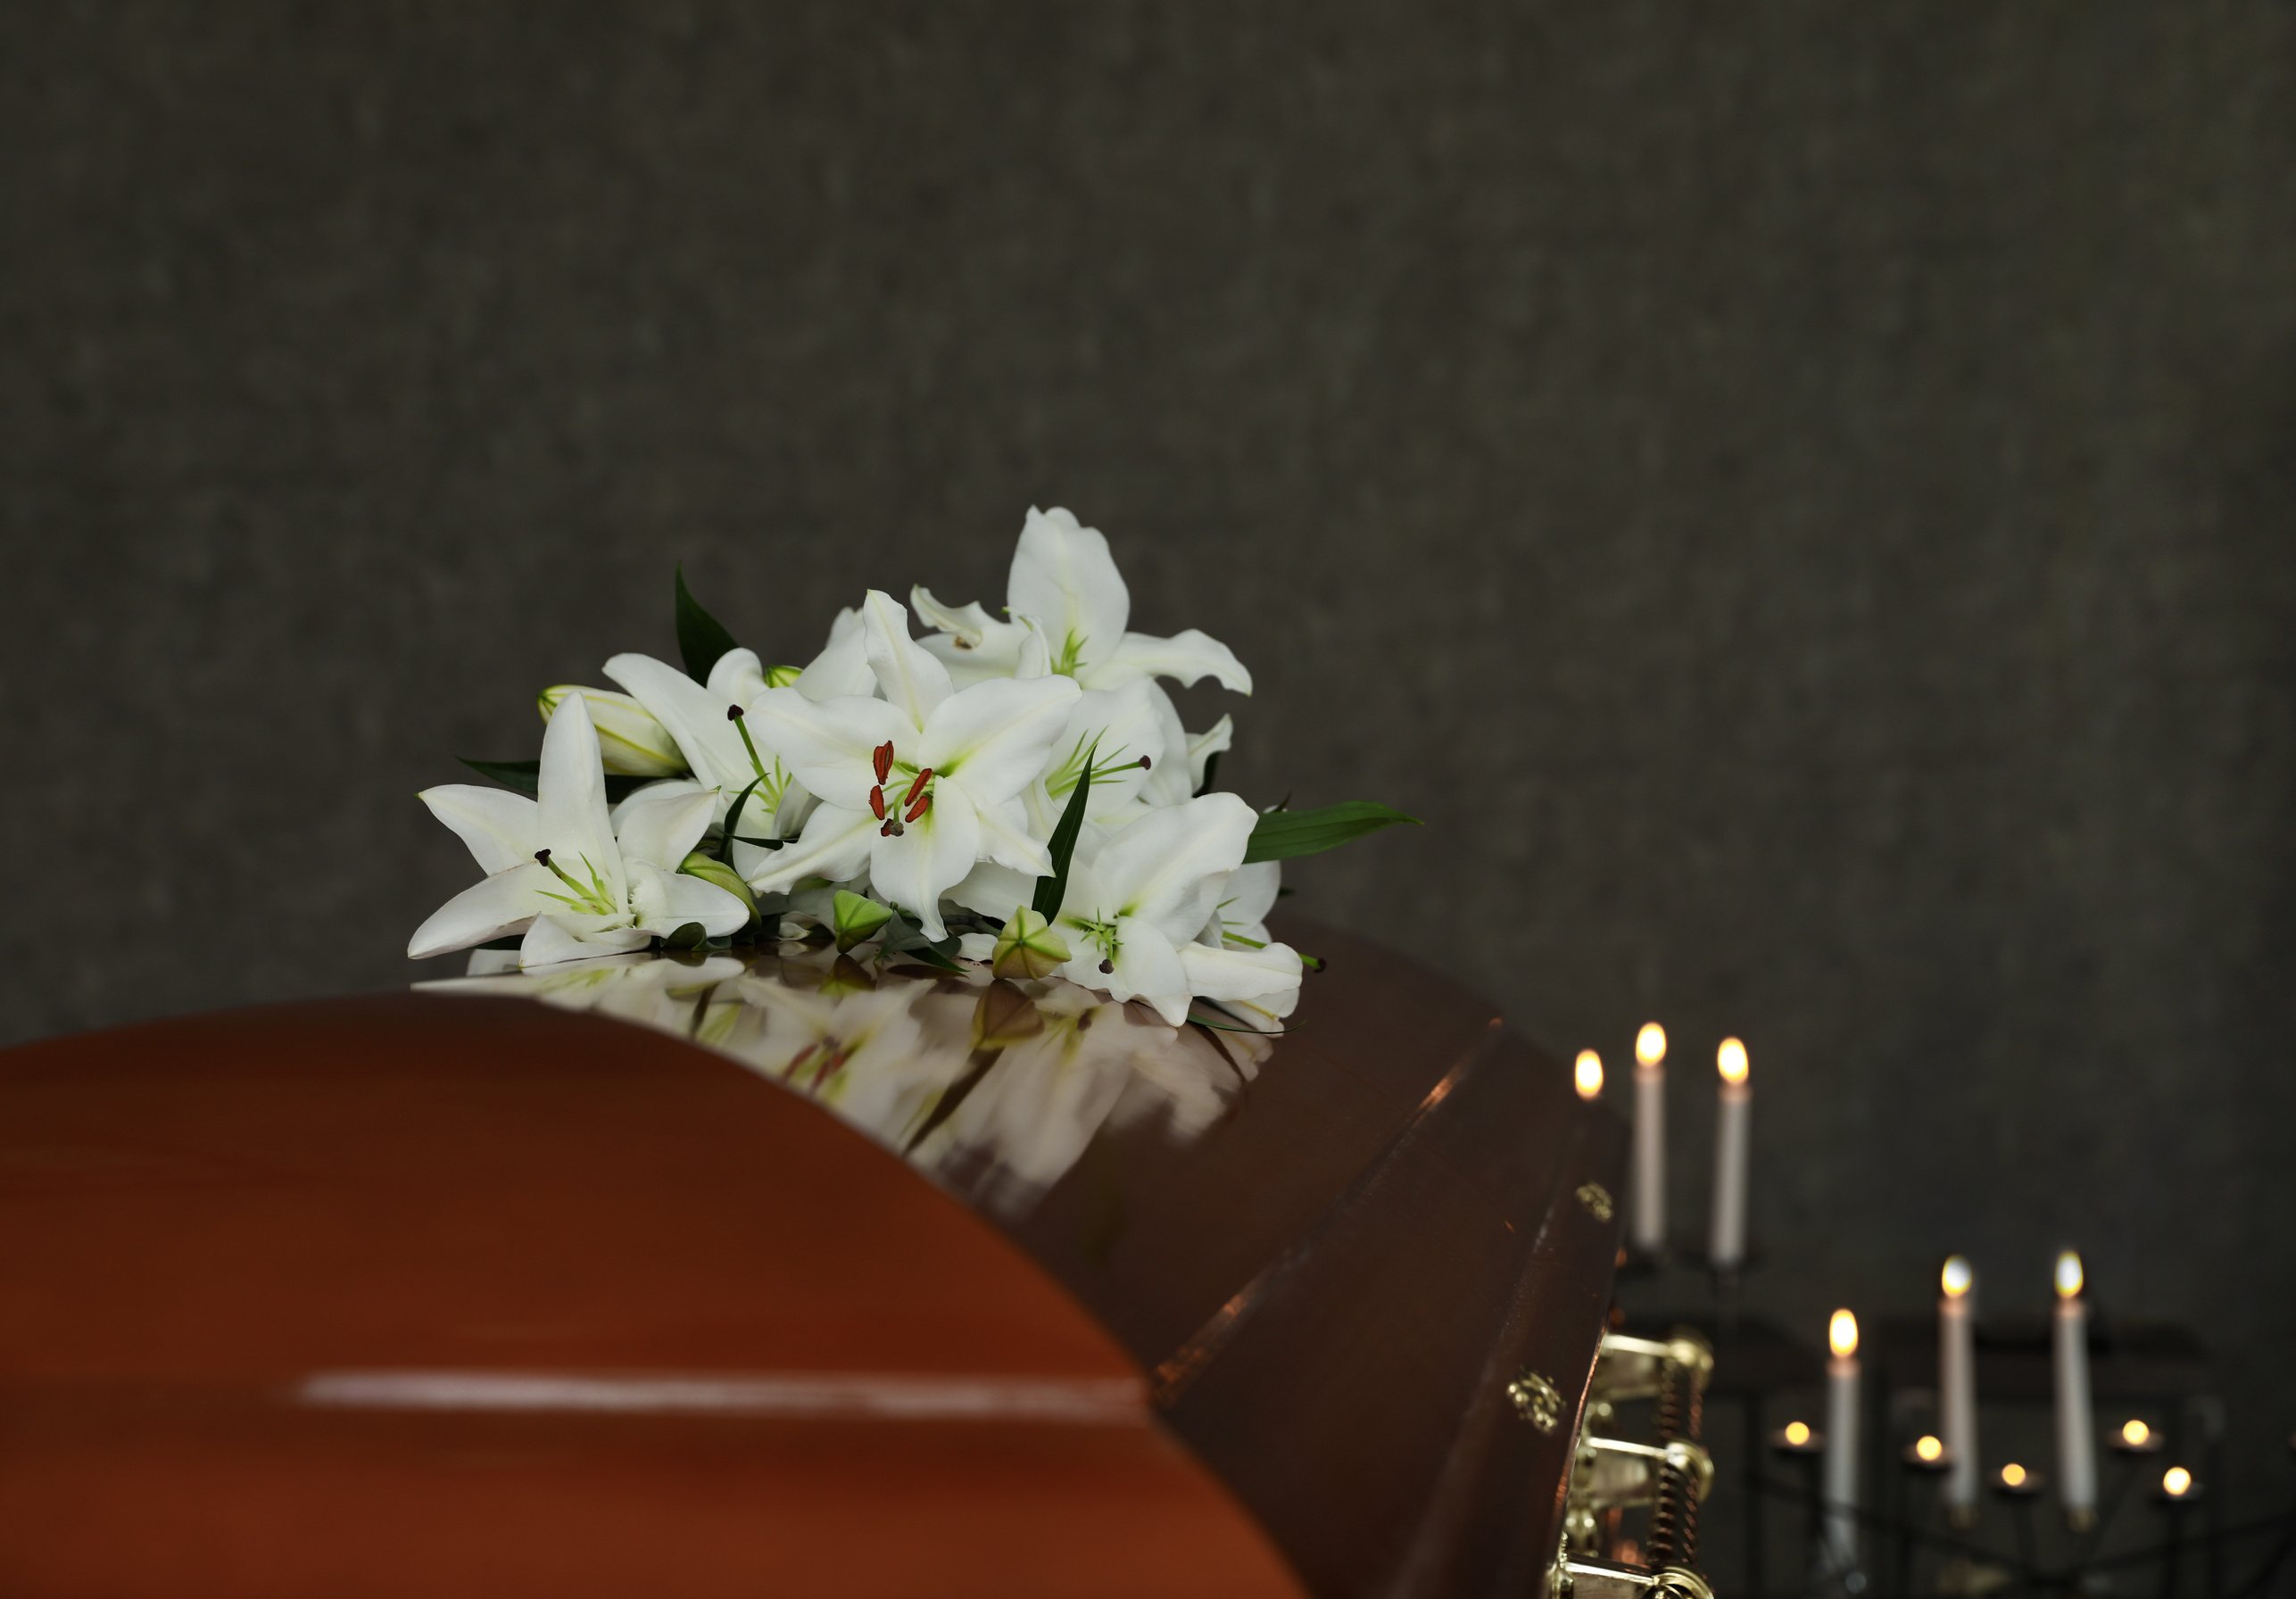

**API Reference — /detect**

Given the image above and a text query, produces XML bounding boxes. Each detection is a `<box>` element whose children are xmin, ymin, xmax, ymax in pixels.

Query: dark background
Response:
<box><xmin>6</xmin><ymin>0</ymin><xmax>2293</xmax><ymax>1577</ymax></box>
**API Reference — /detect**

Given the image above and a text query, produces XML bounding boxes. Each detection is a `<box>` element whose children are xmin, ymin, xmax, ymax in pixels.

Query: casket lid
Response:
<box><xmin>0</xmin><ymin>924</ymin><xmax>1623</xmax><ymax>1598</ymax></box>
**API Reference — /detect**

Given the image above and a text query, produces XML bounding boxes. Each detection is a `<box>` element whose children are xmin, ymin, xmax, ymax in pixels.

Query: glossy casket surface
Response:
<box><xmin>0</xmin><ymin>926</ymin><xmax>1623</xmax><ymax>1596</ymax></box>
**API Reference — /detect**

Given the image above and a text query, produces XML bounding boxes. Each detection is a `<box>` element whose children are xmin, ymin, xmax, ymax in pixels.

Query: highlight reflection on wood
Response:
<box><xmin>0</xmin><ymin>925</ymin><xmax>1624</xmax><ymax>1596</ymax></box>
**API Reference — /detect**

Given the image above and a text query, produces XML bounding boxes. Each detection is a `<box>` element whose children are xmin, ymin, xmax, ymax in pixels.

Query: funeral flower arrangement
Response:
<box><xmin>408</xmin><ymin>508</ymin><xmax>1412</xmax><ymax>1031</ymax></box>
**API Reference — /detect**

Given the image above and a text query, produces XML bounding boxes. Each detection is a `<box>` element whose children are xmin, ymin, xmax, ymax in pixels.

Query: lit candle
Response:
<box><xmin>1575</xmin><ymin>1049</ymin><xmax>1604</xmax><ymax>1101</ymax></box>
<box><xmin>1632</xmin><ymin>1023</ymin><xmax>1666</xmax><ymax>1252</ymax></box>
<box><xmin>2053</xmin><ymin>1250</ymin><xmax>2097</xmax><ymax>1526</ymax></box>
<box><xmin>1709</xmin><ymin>1038</ymin><xmax>1751</xmax><ymax>1266</ymax></box>
<box><xmin>1824</xmin><ymin>1308</ymin><xmax>1862</xmax><ymax>1574</ymax></box>
<box><xmin>1938</xmin><ymin>1255</ymin><xmax>1979</xmax><ymax>1519</ymax></box>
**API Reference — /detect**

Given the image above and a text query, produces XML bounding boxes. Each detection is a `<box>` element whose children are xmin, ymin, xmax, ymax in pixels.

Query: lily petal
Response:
<box><xmin>613</xmin><ymin>786</ymin><xmax>717</xmax><ymax>871</ymax></box>
<box><xmin>1178</xmin><ymin>939</ymin><xmax>1305</xmax><ymax>1009</ymax></box>
<box><xmin>408</xmin><ymin>862</ymin><xmax>552</xmax><ymax>959</ymax></box>
<box><xmin>918</xmin><ymin>675</ymin><xmax>1082</xmax><ymax>806</ymax></box>
<box><xmin>860</xmin><ymin>589</ymin><xmax>954</xmax><ymax>727</ymax></box>
<box><xmin>946</xmin><ymin>859</ymin><xmax>1041</xmax><ymax>922</ymax></box>
<box><xmin>748</xmin><ymin>801</ymin><xmax>881</xmax><ymax>893</ymax></box>
<box><xmin>519</xmin><ymin>913</ymin><xmax>651</xmax><ymax>968</ymax></box>
<box><xmin>746</xmin><ymin>688</ymin><xmax>910</xmax><ymax>812</ymax></box>
<box><xmin>1008</xmin><ymin>507</ymin><xmax>1130</xmax><ymax>673</ymax></box>
<box><xmin>419</xmin><ymin>784</ymin><xmax>540</xmax><ymax>875</ymax></box>
<box><xmin>627</xmin><ymin>859</ymin><xmax>752</xmax><ymax>939</ymax></box>
<box><xmin>1098</xmin><ymin>627</ymin><xmax>1254</xmax><ymax>694</ymax></box>
<box><xmin>974</xmin><ymin>795</ymin><xmax>1053</xmax><ymax>879</ymax></box>
<box><xmin>867</xmin><ymin>781</ymin><xmax>981</xmax><ymax>940</ymax></box>
<box><xmin>1217</xmin><ymin>859</ymin><xmax>1282</xmax><ymax>932</ymax></box>
<box><xmin>795</xmin><ymin>607</ymin><xmax>877</xmax><ymax>702</ymax></box>
<box><xmin>706</xmin><ymin>647</ymin><xmax>770</xmax><ymax>707</ymax></box>
<box><xmin>603</xmin><ymin>652</ymin><xmax>752</xmax><ymax>794</ymax></box>
<box><xmin>1187</xmin><ymin>715</ymin><xmax>1235</xmax><ymax>793</ymax></box>
<box><xmin>535</xmin><ymin>693</ymin><xmax>626</xmax><ymax>908</ymax></box>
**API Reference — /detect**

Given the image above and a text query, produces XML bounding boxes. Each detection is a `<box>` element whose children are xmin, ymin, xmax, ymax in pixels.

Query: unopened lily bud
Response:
<box><xmin>832</xmin><ymin>889</ymin><xmax>896</xmax><ymax>953</ymax></box>
<box><xmin>764</xmin><ymin>663</ymin><xmax>804</xmax><ymax>689</ymax></box>
<box><xmin>676</xmin><ymin>851</ymin><xmax>758</xmax><ymax>923</ymax></box>
<box><xmin>992</xmin><ymin>907</ymin><xmax>1071</xmax><ymax>981</ymax></box>
<box><xmin>539</xmin><ymin>686</ymin><xmax>685</xmax><ymax>776</ymax></box>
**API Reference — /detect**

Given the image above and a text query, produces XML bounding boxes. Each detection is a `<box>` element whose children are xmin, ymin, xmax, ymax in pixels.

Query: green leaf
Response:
<box><xmin>716</xmin><ymin>775</ymin><xmax>764</xmax><ymax>866</ymax></box>
<box><xmin>661</xmin><ymin>920</ymin><xmax>708</xmax><ymax>950</ymax></box>
<box><xmin>675</xmin><ymin>564</ymin><xmax>741</xmax><ymax>682</ymax></box>
<box><xmin>1241</xmin><ymin>800</ymin><xmax>1421</xmax><ymax>864</ymax></box>
<box><xmin>1032</xmin><ymin>737</ymin><xmax>1097</xmax><ymax>921</ymax></box>
<box><xmin>457</xmin><ymin>757</ymin><xmax>647</xmax><ymax>803</ymax></box>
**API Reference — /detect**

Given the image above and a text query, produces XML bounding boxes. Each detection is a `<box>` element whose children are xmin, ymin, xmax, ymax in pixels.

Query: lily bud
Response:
<box><xmin>832</xmin><ymin>889</ymin><xmax>896</xmax><ymax>953</ymax></box>
<box><xmin>991</xmin><ymin>907</ymin><xmax>1071</xmax><ymax>981</ymax></box>
<box><xmin>539</xmin><ymin>686</ymin><xmax>685</xmax><ymax>777</ymax></box>
<box><xmin>764</xmin><ymin>663</ymin><xmax>804</xmax><ymax>689</ymax></box>
<box><xmin>676</xmin><ymin>852</ymin><xmax>758</xmax><ymax>923</ymax></box>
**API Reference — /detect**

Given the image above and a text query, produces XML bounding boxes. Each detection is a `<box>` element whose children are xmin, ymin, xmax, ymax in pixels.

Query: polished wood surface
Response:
<box><xmin>0</xmin><ymin>924</ymin><xmax>1622</xmax><ymax>1596</ymax></box>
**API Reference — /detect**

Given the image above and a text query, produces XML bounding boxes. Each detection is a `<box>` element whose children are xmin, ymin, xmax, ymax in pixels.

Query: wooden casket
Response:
<box><xmin>0</xmin><ymin>926</ymin><xmax>1648</xmax><ymax>1597</ymax></box>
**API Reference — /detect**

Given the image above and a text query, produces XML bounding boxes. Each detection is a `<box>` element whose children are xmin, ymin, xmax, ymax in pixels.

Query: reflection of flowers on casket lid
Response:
<box><xmin>717</xmin><ymin>953</ymin><xmax>979</xmax><ymax>1155</ymax></box>
<box><xmin>420</xmin><ymin>949</ymin><xmax>748</xmax><ymax>1031</ymax></box>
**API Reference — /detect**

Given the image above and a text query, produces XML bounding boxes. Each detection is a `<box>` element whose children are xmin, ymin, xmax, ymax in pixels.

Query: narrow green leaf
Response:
<box><xmin>457</xmin><ymin>757</ymin><xmax>646</xmax><ymax>802</ymax></box>
<box><xmin>1032</xmin><ymin>738</ymin><xmax>1097</xmax><ymax>921</ymax></box>
<box><xmin>675</xmin><ymin>563</ymin><xmax>741</xmax><ymax>682</ymax></box>
<box><xmin>716</xmin><ymin>776</ymin><xmax>764</xmax><ymax>867</ymax></box>
<box><xmin>1241</xmin><ymin>800</ymin><xmax>1421</xmax><ymax>864</ymax></box>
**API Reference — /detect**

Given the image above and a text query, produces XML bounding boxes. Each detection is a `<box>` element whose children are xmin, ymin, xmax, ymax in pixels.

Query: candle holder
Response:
<box><xmin>1901</xmin><ymin>1436</ymin><xmax>1950</xmax><ymax>1474</ymax></box>
<box><xmin>2112</xmin><ymin>1417</ymin><xmax>2168</xmax><ymax>1457</ymax></box>
<box><xmin>1994</xmin><ymin>1462</ymin><xmax>2044</xmax><ymax>1574</ymax></box>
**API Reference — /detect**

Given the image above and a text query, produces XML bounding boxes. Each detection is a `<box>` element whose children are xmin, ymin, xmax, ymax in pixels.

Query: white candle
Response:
<box><xmin>1824</xmin><ymin>1309</ymin><xmax>1862</xmax><ymax>1574</ymax></box>
<box><xmin>2054</xmin><ymin>1251</ymin><xmax>2097</xmax><ymax>1523</ymax></box>
<box><xmin>1709</xmin><ymin>1038</ymin><xmax>1751</xmax><ymax>1266</ymax></box>
<box><xmin>1938</xmin><ymin>1255</ymin><xmax>1979</xmax><ymax>1515</ymax></box>
<box><xmin>1632</xmin><ymin>1023</ymin><xmax>1666</xmax><ymax>1252</ymax></box>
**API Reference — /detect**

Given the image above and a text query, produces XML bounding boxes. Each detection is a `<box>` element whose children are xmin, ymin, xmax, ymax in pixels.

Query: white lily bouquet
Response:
<box><xmin>408</xmin><ymin>509</ymin><xmax>1413</xmax><ymax>1031</ymax></box>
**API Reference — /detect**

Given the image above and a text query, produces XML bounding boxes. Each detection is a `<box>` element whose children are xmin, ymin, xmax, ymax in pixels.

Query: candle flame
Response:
<box><xmin>1942</xmin><ymin>1255</ymin><xmax>1974</xmax><ymax>1298</ymax></box>
<box><xmin>1916</xmin><ymin>1435</ymin><xmax>1944</xmax><ymax>1462</ymax></box>
<box><xmin>2163</xmin><ymin>1466</ymin><xmax>2192</xmax><ymax>1498</ymax></box>
<box><xmin>2055</xmin><ymin>1250</ymin><xmax>2085</xmax><ymax>1299</ymax></box>
<box><xmin>2123</xmin><ymin>1420</ymin><xmax>2151</xmax><ymax>1447</ymax></box>
<box><xmin>1717</xmin><ymin>1037</ymin><xmax>1749</xmax><ymax>1084</ymax></box>
<box><xmin>1573</xmin><ymin>1050</ymin><xmax>1604</xmax><ymax>1100</ymax></box>
<box><xmin>1828</xmin><ymin>1308</ymin><xmax>1859</xmax><ymax>1358</ymax></box>
<box><xmin>1784</xmin><ymin>1420</ymin><xmax>1811</xmax><ymax>1447</ymax></box>
<box><xmin>1636</xmin><ymin>1023</ymin><xmax>1667</xmax><ymax>1067</ymax></box>
<box><xmin>2001</xmin><ymin>1462</ymin><xmax>2027</xmax><ymax>1488</ymax></box>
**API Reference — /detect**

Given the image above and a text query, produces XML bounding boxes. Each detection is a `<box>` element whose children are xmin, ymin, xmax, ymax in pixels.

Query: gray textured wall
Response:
<box><xmin>6</xmin><ymin>0</ymin><xmax>2295</xmax><ymax>1561</ymax></box>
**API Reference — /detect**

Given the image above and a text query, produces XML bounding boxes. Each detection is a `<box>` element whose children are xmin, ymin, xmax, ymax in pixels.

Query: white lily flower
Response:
<box><xmin>409</xmin><ymin>695</ymin><xmax>751</xmax><ymax>967</ymax></box>
<box><xmin>1039</xmin><ymin>791</ymin><xmax>1301</xmax><ymax>1026</ymax></box>
<box><xmin>601</xmin><ymin>609</ymin><xmax>877</xmax><ymax>868</ymax></box>
<box><xmin>914</xmin><ymin>507</ymin><xmax>1254</xmax><ymax>697</ymax></box>
<box><xmin>742</xmin><ymin>590</ymin><xmax>1081</xmax><ymax>940</ymax></box>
